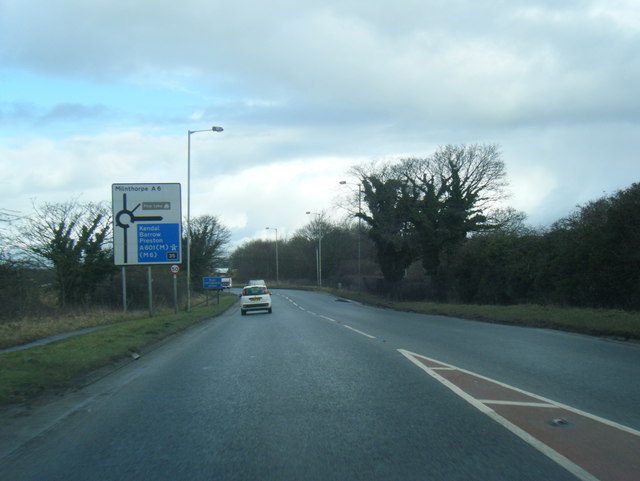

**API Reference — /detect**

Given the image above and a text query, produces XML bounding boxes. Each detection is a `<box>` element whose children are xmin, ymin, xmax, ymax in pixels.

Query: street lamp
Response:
<box><xmin>339</xmin><ymin>180</ymin><xmax>363</xmax><ymax>290</ymax></box>
<box><xmin>266</xmin><ymin>227</ymin><xmax>279</xmax><ymax>284</ymax></box>
<box><xmin>306</xmin><ymin>211</ymin><xmax>322</xmax><ymax>286</ymax></box>
<box><xmin>187</xmin><ymin>126</ymin><xmax>223</xmax><ymax>311</ymax></box>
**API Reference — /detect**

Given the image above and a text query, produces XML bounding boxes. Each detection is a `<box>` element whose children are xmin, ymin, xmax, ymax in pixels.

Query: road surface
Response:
<box><xmin>1</xmin><ymin>289</ymin><xmax>638</xmax><ymax>480</ymax></box>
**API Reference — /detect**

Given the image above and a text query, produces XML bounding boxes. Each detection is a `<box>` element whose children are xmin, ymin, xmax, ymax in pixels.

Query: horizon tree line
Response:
<box><xmin>2</xmin><ymin>143</ymin><xmax>639</xmax><ymax>319</ymax></box>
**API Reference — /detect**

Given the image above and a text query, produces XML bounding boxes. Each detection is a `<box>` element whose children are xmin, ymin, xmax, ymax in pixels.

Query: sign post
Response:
<box><xmin>170</xmin><ymin>265</ymin><xmax>180</xmax><ymax>313</ymax></box>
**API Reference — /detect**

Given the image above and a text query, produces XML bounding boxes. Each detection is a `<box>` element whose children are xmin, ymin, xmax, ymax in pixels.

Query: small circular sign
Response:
<box><xmin>170</xmin><ymin>264</ymin><xmax>180</xmax><ymax>274</ymax></box>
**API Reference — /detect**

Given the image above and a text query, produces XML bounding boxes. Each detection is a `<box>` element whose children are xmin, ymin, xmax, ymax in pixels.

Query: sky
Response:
<box><xmin>1</xmin><ymin>0</ymin><xmax>639</xmax><ymax>249</ymax></box>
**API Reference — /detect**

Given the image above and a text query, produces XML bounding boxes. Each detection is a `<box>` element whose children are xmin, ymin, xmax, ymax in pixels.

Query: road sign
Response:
<box><xmin>170</xmin><ymin>264</ymin><xmax>180</xmax><ymax>274</ymax></box>
<box><xmin>112</xmin><ymin>183</ymin><xmax>182</xmax><ymax>265</ymax></box>
<box><xmin>202</xmin><ymin>277</ymin><xmax>223</xmax><ymax>289</ymax></box>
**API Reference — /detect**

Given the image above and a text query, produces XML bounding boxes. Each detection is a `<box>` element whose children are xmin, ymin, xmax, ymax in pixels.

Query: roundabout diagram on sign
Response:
<box><xmin>115</xmin><ymin>193</ymin><xmax>163</xmax><ymax>264</ymax></box>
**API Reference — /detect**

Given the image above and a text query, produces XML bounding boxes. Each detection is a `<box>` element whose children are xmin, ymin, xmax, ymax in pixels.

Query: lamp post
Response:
<box><xmin>266</xmin><ymin>226</ymin><xmax>279</xmax><ymax>284</ymax></box>
<box><xmin>339</xmin><ymin>180</ymin><xmax>362</xmax><ymax>290</ymax></box>
<box><xmin>306</xmin><ymin>211</ymin><xmax>322</xmax><ymax>286</ymax></box>
<box><xmin>187</xmin><ymin>126</ymin><xmax>223</xmax><ymax>311</ymax></box>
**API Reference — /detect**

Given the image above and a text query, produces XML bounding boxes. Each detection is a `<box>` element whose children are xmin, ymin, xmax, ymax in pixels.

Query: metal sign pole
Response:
<box><xmin>148</xmin><ymin>266</ymin><xmax>153</xmax><ymax>317</ymax></box>
<box><xmin>169</xmin><ymin>264</ymin><xmax>180</xmax><ymax>314</ymax></box>
<box><xmin>121</xmin><ymin>266</ymin><xmax>127</xmax><ymax>313</ymax></box>
<box><xmin>173</xmin><ymin>273</ymin><xmax>178</xmax><ymax>314</ymax></box>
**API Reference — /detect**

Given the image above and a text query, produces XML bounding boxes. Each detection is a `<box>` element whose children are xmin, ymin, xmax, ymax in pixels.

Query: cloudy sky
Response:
<box><xmin>2</xmin><ymin>0</ymin><xmax>639</xmax><ymax>248</ymax></box>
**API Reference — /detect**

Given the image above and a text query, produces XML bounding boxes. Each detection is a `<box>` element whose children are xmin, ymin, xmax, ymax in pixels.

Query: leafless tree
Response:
<box><xmin>13</xmin><ymin>200</ymin><xmax>113</xmax><ymax>307</ymax></box>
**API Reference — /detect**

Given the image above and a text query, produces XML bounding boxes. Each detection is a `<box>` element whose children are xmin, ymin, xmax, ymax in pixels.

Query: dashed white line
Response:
<box><xmin>344</xmin><ymin>325</ymin><xmax>376</xmax><ymax>339</ymax></box>
<box><xmin>281</xmin><ymin>295</ymin><xmax>375</xmax><ymax>339</ymax></box>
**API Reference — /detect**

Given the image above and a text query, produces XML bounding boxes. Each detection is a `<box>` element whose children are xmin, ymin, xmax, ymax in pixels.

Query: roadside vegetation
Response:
<box><xmin>329</xmin><ymin>288</ymin><xmax>640</xmax><ymax>340</ymax></box>
<box><xmin>0</xmin><ymin>309</ymin><xmax>146</xmax><ymax>351</ymax></box>
<box><xmin>234</xmin><ymin>145</ymin><xmax>640</xmax><ymax>314</ymax></box>
<box><xmin>0</xmin><ymin>294</ymin><xmax>237</xmax><ymax>405</ymax></box>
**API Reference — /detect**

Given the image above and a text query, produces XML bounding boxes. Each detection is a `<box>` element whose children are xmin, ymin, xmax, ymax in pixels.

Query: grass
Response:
<box><xmin>0</xmin><ymin>310</ymin><xmax>149</xmax><ymax>350</ymax></box>
<box><xmin>0</xmin><ymin>293</ymin><xmax>238</xmax><ymax>406</ymax></box>
<box><xmin>330</xmin><ymin>289</ymin><xmax>640</xmax><ymax>339</ymax></box>
<box><xmin>0</xmin><ymin>293</ymin><xmax>227</xmax><ymax>350</ymax></box>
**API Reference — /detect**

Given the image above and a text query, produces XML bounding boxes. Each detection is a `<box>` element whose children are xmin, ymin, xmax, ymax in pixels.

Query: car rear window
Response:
<box><xmin>243</xmin><ymin>287</ymin><xmax>267</xmax><ymax>296</ymax></box>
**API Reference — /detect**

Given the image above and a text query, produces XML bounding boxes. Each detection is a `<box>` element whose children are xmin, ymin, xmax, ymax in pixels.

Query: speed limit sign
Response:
<box><xmin>169</xmin><ymin>264</ymin><xmax>180</xmax><ymax>274</ymax></box>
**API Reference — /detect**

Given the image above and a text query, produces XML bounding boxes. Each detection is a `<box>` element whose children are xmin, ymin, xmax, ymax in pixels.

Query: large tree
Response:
<box><xmin>15</xmin><ymin>200</ymin><xmax>114</xmax><ymax>307</ymax></box>
<box><xmin>187</xmin><ymin>214</ymin><xmax>231</xmax><ymax>290</ymax></box>
<box><xmin>230</xmin><ymin>239</ymin><xmax>275</xmax><ymax>282</ymax></box>
<box><xmin>350</xmin><ymin>145</ymin><xmax>507</xmax><ymax>300</ymax></box>
<box><xmin>356</xmin><ymin>174</ymin><xmax>415</xmax><ymax>295</ymax></box>
<box><xmin>402</xmin><ymin>144</ymin><xmax>507</xmax><ymax>261</ymax></box>
<box><xmin>400</xmin><ymin>144</ymin><xmax>508</xmax><ymax>299</ymax></box>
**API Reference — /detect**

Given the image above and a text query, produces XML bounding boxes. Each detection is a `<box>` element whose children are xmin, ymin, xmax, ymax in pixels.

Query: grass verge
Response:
<box><xmin>330</xmin><ymin>289</ymin><xmax>640</xmax><ymax>340</ymax></box>
<box><xmin>0</xmin><ymin>294</ymin><xmax>237</xmax><ymax>406</ymax></box>
<box><xmin>0</xmin><ymin>310</ymin><xmax>151</xmax><ymax>350</ymax></box>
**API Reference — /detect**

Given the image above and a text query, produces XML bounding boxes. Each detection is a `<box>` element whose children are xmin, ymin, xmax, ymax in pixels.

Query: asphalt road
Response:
<box><xmin>2</xmin><ymin>289</ymin><xmax>638</xmax><ymax>480</ymax></box>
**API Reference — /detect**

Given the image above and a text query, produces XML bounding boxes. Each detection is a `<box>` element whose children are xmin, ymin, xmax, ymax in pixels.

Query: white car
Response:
<box><xmin>240</xmin><ymin>285</ymin><xmax>272</xmax><ymax>315</ymax></box>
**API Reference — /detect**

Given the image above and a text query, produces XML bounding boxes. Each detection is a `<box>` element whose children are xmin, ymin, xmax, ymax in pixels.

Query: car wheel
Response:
<box><xmin>241</xmin><ymin>310</ymin><xmax>247</xmax><ymax>316</ymax></box>
<box><xmin>268</xmin><ymin>308</ymin><xmax>272</xmax><ymax>313</ymax></box>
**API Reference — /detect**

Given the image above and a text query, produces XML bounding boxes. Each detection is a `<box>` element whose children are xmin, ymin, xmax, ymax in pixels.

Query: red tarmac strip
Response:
<box><xmin>399</xmin><ymin>350</ymin><xmax>640</xmax><ymax>481</ymax></box>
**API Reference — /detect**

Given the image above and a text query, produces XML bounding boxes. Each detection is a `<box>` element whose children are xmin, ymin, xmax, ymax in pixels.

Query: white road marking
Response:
<box><xmin>281</xmin><ymin>294</ymin><xmax>376</xmax><ymax>339</ymax></box>
<box><xmin>344</xmin><ymin>325</ymin><xmax>376</xmax><ymax>339</ymax></box>
<box><xmin>479</xmin><ymin>400</ymin><xmax>557</xmax><ymax>408</ymax></box>
<box><xmin>401</xmin><ymin>350</ymin><xmax>640</xmax><ymax>437</ymax></box>
<box><xmin>398</xmin><ymin>349</ymin><xmax>626</xmax><ymax>481</ymax></box>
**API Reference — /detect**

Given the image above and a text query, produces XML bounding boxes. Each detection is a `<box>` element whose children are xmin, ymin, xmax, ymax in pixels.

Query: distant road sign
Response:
<box><xmin>112</xmin><ymin>183</ymin><xmax>182</xmax><ymax>265</ymax></box>
<box><xmin>202</xmin><ymin>277</ymin><xmax>223</xmax><ymax>289</ymax></box>
<box><xmin>170</xmin><ymin>264</ymin><xmax>180</xmax><ymax>274</ymax></box>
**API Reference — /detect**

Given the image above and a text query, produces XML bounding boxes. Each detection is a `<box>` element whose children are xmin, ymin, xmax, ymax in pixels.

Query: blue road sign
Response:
<box><xmin>137</xmin><ymin>223</ymin><xmax>181</xmax><ymax>263</ymax></box>
<box><xmin>202</xmin><ymin>277</ymin><xmax>223</xmax><ymax>289</ymax></box>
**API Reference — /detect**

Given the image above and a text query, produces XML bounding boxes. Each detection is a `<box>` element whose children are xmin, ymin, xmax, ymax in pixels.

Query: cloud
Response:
<box><xmin>5</xmin><ymin>1</ymin><xmax>639</xmax><ymax>125</ymax></box>
<box><xmin>1</xmin><ymin>102</ymin><xmax>112</xmax><ymax>129</ymax></box>
<box><xmin>1</xmin><ymin>0</ymin><xmax>640</xmax><ymax>244</ymax></box>
<box><xmin>0</xmin><ymin>132</ymin><xmax>182</xmax><ymax>210</ymax></box>
<box><xmin>192</xmin><ymin>156</ymin><xmax>353</xmax><ymax>232</ymax></box>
